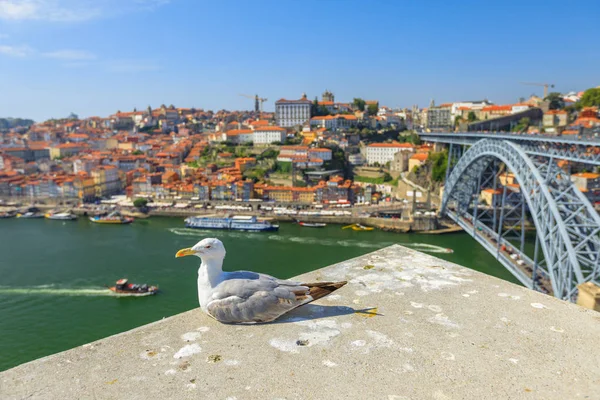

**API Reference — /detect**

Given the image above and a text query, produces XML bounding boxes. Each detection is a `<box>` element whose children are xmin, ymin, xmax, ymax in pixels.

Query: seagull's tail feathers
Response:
<box><xmin>302</xmin><ymin>281</ymin><xmax>347</xmax><ymax>303</ymax></box>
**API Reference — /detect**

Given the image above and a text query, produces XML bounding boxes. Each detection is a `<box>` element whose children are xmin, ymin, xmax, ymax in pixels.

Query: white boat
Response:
<box><xmin>45</xmin><ymin>212</ymin><xmax>77</xmax><ymax>220</ymax></box>
<box><xmin>185</xmin><ymin>215</ymin><xmax>278</xmax><ymax>232</ymax></box>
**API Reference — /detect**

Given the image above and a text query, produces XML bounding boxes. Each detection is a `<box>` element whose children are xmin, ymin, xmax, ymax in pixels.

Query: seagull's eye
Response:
<box><xmin>205</xmin><ymin>245</ymin><xmax>211</xmax><ymax>249</ymax></box>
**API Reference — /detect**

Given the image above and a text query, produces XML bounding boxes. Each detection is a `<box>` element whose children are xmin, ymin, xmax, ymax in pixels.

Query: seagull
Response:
<box><xmin>176</xmin><ymin>238</ymin><xmax>347</xmax><ymax>324</ymax></box>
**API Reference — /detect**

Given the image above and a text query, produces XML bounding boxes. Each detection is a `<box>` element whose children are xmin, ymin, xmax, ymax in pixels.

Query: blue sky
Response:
<box><xmin>1</xmin><ymin>0</ymin><xmax>599</xmax><ymax>121</ymax></box>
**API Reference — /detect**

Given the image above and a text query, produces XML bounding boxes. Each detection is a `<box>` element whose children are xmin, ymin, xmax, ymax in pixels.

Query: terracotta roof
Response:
<box><xmin>410</xmin><ymin>153</ymin><xmax>428</xmax><ymax>161</ymax></box>
<box><xmin>367</xmin><ymin>142</ymin><xmax>414</xmax><ymax>148</ymax></box>
<box><xmin>572</xmin><ymin>172</ymin><xmax>600</xmax><ymax>179</ymax></box>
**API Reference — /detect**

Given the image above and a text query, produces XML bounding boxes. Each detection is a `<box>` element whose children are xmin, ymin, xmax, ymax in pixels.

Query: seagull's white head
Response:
<box><xmin>176</xmin><ymin>238</ymin><xmax>226</xmax><ymax>261</ymax></box>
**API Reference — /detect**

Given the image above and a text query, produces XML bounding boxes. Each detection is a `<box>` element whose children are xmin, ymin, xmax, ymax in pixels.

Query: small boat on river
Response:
<box><xmin>17</xmin><ymin>211</ymin><xmax>44</xmax><ymax>219</ymax></box>
<box><xmin>17</xmin><ymin>207</ymin><xmax>43</xmax><ymax>219</ymax></box>
<box><xmin>298</xmin><ymin>221</ymin><xmax>327</xmax><ymax>228</ymax></box>
<box><xmin>342</xmin><ymin>223</ymin><xmax>374</xmax><ymax>231</ymax></box>
<box><xmin>45</xmin><ymin>211</ymin><xmax>77</xmax><ymax>220</ymax></box>
<box><xmin>108</xmin><ymin>279</ymin><xmax>158</xmax><ymax>296</ymax></box>
<box><xmin>90</xmin><ymin>211</ymin><xmax>133</xmax><ymax>225</ymax></box>
<box><xmin>0</xmin><ymin>211</ymin><xmax>16</xmax><ymax>219</ymax></box>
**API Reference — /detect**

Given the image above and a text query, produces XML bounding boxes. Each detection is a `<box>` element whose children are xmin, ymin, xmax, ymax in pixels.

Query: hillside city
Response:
<box><xmin>1</xmin><ymin>87</ymin><xmax>600</xmax><ymax>211</ymax></box>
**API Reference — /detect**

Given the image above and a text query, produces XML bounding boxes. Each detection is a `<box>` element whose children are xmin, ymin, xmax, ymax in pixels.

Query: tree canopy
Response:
<box><xmin>544</xmin><ymin>92</ymin><xmax>564</xmax><ymax>110</ymax></box>
<box><xmin>0</xmin><ymin>118</ymin><xmax>35</xmax><ymax>130</ymax></box>
<box><xmin>311</xmin><ymin>97</ymin><xmax>330</xmax><ymax>117</ymax></box>
<box><xmin>580</xmin><ymin>88</ymin><xmax>600</xmax><ymax>108</ymax></box>
<box><xmin>367</xmin><ymin>103</ymin><xmax>378</xmax><ymax>116</ymax></box>
<box><xmin>133</xmin><ymin>198</ymin><xmax>148</xmax><ymax>209</ymax></box>
<box><xmin>353</xmin><ymin>98</ymin><xmax>366</xmax><ymax>111</ymax></box>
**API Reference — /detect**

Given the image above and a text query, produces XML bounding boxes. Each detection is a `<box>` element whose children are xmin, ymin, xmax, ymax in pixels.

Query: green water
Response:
<box><xmin>0</xmin><ymin>217</ymin><xmax>518</xmax><ymax>371</ymax></box>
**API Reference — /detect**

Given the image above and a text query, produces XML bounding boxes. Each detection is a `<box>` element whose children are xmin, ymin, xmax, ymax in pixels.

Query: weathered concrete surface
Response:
<box><xmin>2</xmin><ymin>245</ymin><xmax>599</xmax><ymax>399</ymax></box>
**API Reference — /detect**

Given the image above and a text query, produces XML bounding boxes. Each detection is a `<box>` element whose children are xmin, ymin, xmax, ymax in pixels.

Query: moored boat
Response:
<box><xmin>89</xmin><ymin>211</ymin><xmax>134</xmax><ymax>224</ymax></box>
<box><xmin>107</xmin><ymin>278</ymin><xmax>158</xmax><ymax>296</ymax></box>
<box><xmin>298</xmin><ymin>221</ymin><xmax>327</xmax><ymax>228</ymax></box>
<box><xmin>16</xmin><ymin>211</ymin><xmax>44</xmax><ymax>219</ymax></box>
<box><xmin>45</xmin><ymin>211</ymin><xmax>77</xmax><ymax>220</ymax></box>
<box><xmin>343</xmin><ymin>223</ymin><xmax>374</xmax><ymax>231</ymax></box>
<box><xmin>185</xmin><ymin>215</ymin><xmax>278</xmax><ymax>232</ymax></box>
<box><xmin>0</xmin><ymin>211</ymin><xmax>16</xmax><ymax>219</ymax></box>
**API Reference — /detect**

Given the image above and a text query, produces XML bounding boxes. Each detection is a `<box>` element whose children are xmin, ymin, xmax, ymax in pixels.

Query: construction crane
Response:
<box><xmin>520</xmin><ymin>82</ymin><xmax>555</xmax><ymax>98</ymax></box>
<box><xmin>239</xmin><ymin>94</ymin><xmax>268</xmax><ymax>114</ymax></box>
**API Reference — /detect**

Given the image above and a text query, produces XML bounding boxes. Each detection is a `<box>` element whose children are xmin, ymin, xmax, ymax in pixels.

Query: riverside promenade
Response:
<box><xmin>2</xmin><ymin>245</ymin><xmax>599</xmax><ymax>399</ymax></box>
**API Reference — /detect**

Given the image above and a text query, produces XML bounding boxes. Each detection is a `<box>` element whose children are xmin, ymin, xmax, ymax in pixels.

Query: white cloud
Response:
<box><xmin>42</xmin><ymin>49</ymin><xmax>96</xmax><ymax>60</ymax></box>
<box><xmin>0</xmin><ymin>0</ymin><xmax>100</xmax><ymax>21</ymax></box>
<box><xmin>0</xmin><ymin>0</ymin><xmax>170</xmax><ymax>22</ymax></box>
<box><xmin>0</xmin><ymin>44</ymin><xmax>34</xmax><ymax>57</ymax></box>
<box><xmin>107</xmin><ymin>60</ymin><xmax>161</xmax><ymax>73</ymax></box>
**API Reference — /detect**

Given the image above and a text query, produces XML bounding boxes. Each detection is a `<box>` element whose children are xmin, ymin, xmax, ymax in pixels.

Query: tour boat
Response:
<box><xmin>45</xmin><ymin>211</ymin><xmax>77</xmax><ymax>220</ymax></box>
<box><xmin>89</xmin><ymin>212</ymin><xmax>134</xmax><ymax>225</ymax></box>
<box><xmin>298</xmin><ymin>221</ymin><xmax>327</xmax><ymax>228</ymax></box>
<box><xmin>107</xmin><ymin>279</ymin><xmax>158</xmax><ymax>296</ymax></box>
<box><xmin>185</xmin><ymin>215</ymin><xmax>279</xmax><ymax>232</ymax></box>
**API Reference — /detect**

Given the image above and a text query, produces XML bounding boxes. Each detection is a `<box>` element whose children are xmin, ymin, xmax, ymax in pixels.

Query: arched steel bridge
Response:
<box><xmin>420</xmin><ymin>132</ymin><xmax>600</xmax><ymax>301</ymax></box>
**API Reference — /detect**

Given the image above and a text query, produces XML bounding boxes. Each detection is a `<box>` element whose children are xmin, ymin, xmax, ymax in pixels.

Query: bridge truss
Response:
<box><xmin>441</xmin><ymin>139</ymin><xmax>600</xmax><ymax>301</ymax></box>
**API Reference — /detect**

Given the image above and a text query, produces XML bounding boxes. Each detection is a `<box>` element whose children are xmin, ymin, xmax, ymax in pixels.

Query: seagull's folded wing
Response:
<box><xmin>206</xmin><ymin>278</ymin><xmax>311</xmax><ymax>324</ymax></box>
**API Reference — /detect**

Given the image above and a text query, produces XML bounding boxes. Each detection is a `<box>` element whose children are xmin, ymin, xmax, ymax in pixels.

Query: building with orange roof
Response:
<box><xmin>223</xmin><ymin>129</ymin><xmax>253</xmax><ymax>144</ymax></box>
<box><xmin>275</xmin><ymin>94</ymin><xmax>312</xmax><ymax>127</ymax></box>
<box><xmin>543</xmin><ymin>110</ymin><xmax>568</xmax><ymax>129</ymax></box>
<box><xmin>49</xmin><ymin>143</ymin><xmax>86</xmax><ymax>159</ymax></box>
<box><xmin>571</xmin><ymin>172</ymin><xmax>600</xmax><ymax>192</ymax></box>
<box><xmin>91</xmin><ymin>165</ymin><xmax>121</xmax><ymax>198</ymax></box>
<box><xmin>252</xmin><ymin>126</ymin><xmax>286</xmax><ymax>145</ymax></box>
<box><xmin>365</xmin><ymin>142</ymin><xmax>414</xmax><ymax>165</ymax></box>
<box><xmin>481</xmin><ymin>188</ymin><xmax>503</xmax><ymax>207</ymax></box>
<box><xmin>234</xmin><ymin>157</ymin><xmax>256</xmax><ymax>173</ymax></box>
<box><xmin>408</xmin><ymin>152</ymin><xmax>429</xmax><ymax>171</ymax></box>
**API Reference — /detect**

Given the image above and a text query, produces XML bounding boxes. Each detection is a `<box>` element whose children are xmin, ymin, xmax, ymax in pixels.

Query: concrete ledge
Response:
<box><xmin>2</xmin><ymin>245</ymin><xmax>599</xmax><ymax>399</ymax></box>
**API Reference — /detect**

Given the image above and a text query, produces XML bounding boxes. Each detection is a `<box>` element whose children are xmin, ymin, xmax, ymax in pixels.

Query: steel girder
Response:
<box><xmin>441</xmin><ymin>139</ymin><xmax>600</xmax><ymax>301</ymax></box>
<box><xmin>422</xmin><ymin>135</ymin><xmax>600</xmax><ymax>166</ymax></box>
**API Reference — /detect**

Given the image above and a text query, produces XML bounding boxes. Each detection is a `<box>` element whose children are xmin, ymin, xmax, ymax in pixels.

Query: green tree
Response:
<box><xmin>133</xmin><ymin>198</ymin><xmax>148</xmax><ymax>209</ymax></box>
<box><xmin>367</xmin><ymin>103</ymin><xmax>378</xmax><ymax>116</ymax></box>
<box><xmin>545</xmin><ymin>92</ymin><xmax>565</xmax><ymax>110</ymax></box>
<box><xmin>512</xmin><ymin>117</ymin><xmax>531</xmax><ymax>132</ymax></box>
<box><xmin>580</xmin><ymin>88</ymin><xmax>600</xmax><ymax>108</ymax></box>
<box><xmin>429</xmin><ymin>151</ymin><xmax>448</xmax><ymax>182</ymax></box>
<box><xmin>132</xmin><ymin>150</ymin><xmax>144</xmax><ymax>155</ymax></box>
<box><xmin>353</xmin><ymin>98</ymin><xmax>366</xmax><ymax>111</ymax></box>
<box><xmin>467</xmin><ymin>111</ymin><xmax>478</xmax><ymax>122</ymax></box>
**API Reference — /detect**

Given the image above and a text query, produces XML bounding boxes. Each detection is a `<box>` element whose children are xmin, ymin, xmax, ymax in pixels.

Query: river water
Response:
<box><xmin>0</xmin><ymin>217</ymin><xmax>518</xmax><ymax>371</ymax></box>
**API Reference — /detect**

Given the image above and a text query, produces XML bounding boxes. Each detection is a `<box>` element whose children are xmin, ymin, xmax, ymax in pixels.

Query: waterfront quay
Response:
<box><xmin>3</xmin><ymin>245</ymin><xmax>598</xmax><ymax>399</ymax></box>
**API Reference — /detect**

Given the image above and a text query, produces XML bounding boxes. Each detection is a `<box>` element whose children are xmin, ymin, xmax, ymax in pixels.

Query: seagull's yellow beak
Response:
<box><xmin>176</xmin><ymin>248</ymin><xmax>196</xmax><ymax>258</ymax></box>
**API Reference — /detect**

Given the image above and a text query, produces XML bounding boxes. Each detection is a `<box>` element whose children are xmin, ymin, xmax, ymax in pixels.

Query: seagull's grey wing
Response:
<box><xmin>205</xmin><ymin>278</ymin><xmax>311</xmax><ymax>324</ymax></box>
<box><xmin>224</xmin><ymin>270</ymin><xmax>302</xmax><ymax>286</ymax></box>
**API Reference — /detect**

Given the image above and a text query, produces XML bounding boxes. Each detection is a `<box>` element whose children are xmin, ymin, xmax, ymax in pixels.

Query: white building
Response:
<box><xmin>364</xmin><ymin>142</ymin><xmax>414</xmax><ymax>165</ymax></box>
<box><xmin>511</xmin><ymin>103</ymin><xmax>532</xmax><ymax>113</ymax></box>
<box><xmin>308</xmin><ymin>148</ymin><xmax>332</xmax><ymax>161</ymax></box>
<box><xmin>253</xmin><ymin>126</ymin><xmax>286</xmax><ymax>145</ymax></box>
<box><xmin>275</xmin><ymin>94</ymin><xmax>312</xmax><ymax>127</ymax></box>
<box><xmin>223</xmin><ymin>129</ymin><xmax>254</xmax><ymax>144</ymax></box>
<box><xmin>450</xmin><ymin>100</ymin><xmax>493</xmax><ymax>120</ymax></box>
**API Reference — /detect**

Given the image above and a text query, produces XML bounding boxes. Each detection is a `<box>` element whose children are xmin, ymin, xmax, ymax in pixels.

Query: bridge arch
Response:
<box><xmin>441</xmin><ymin>139</ymin><xmax>600</xmax><ymax>301</ymax></box>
